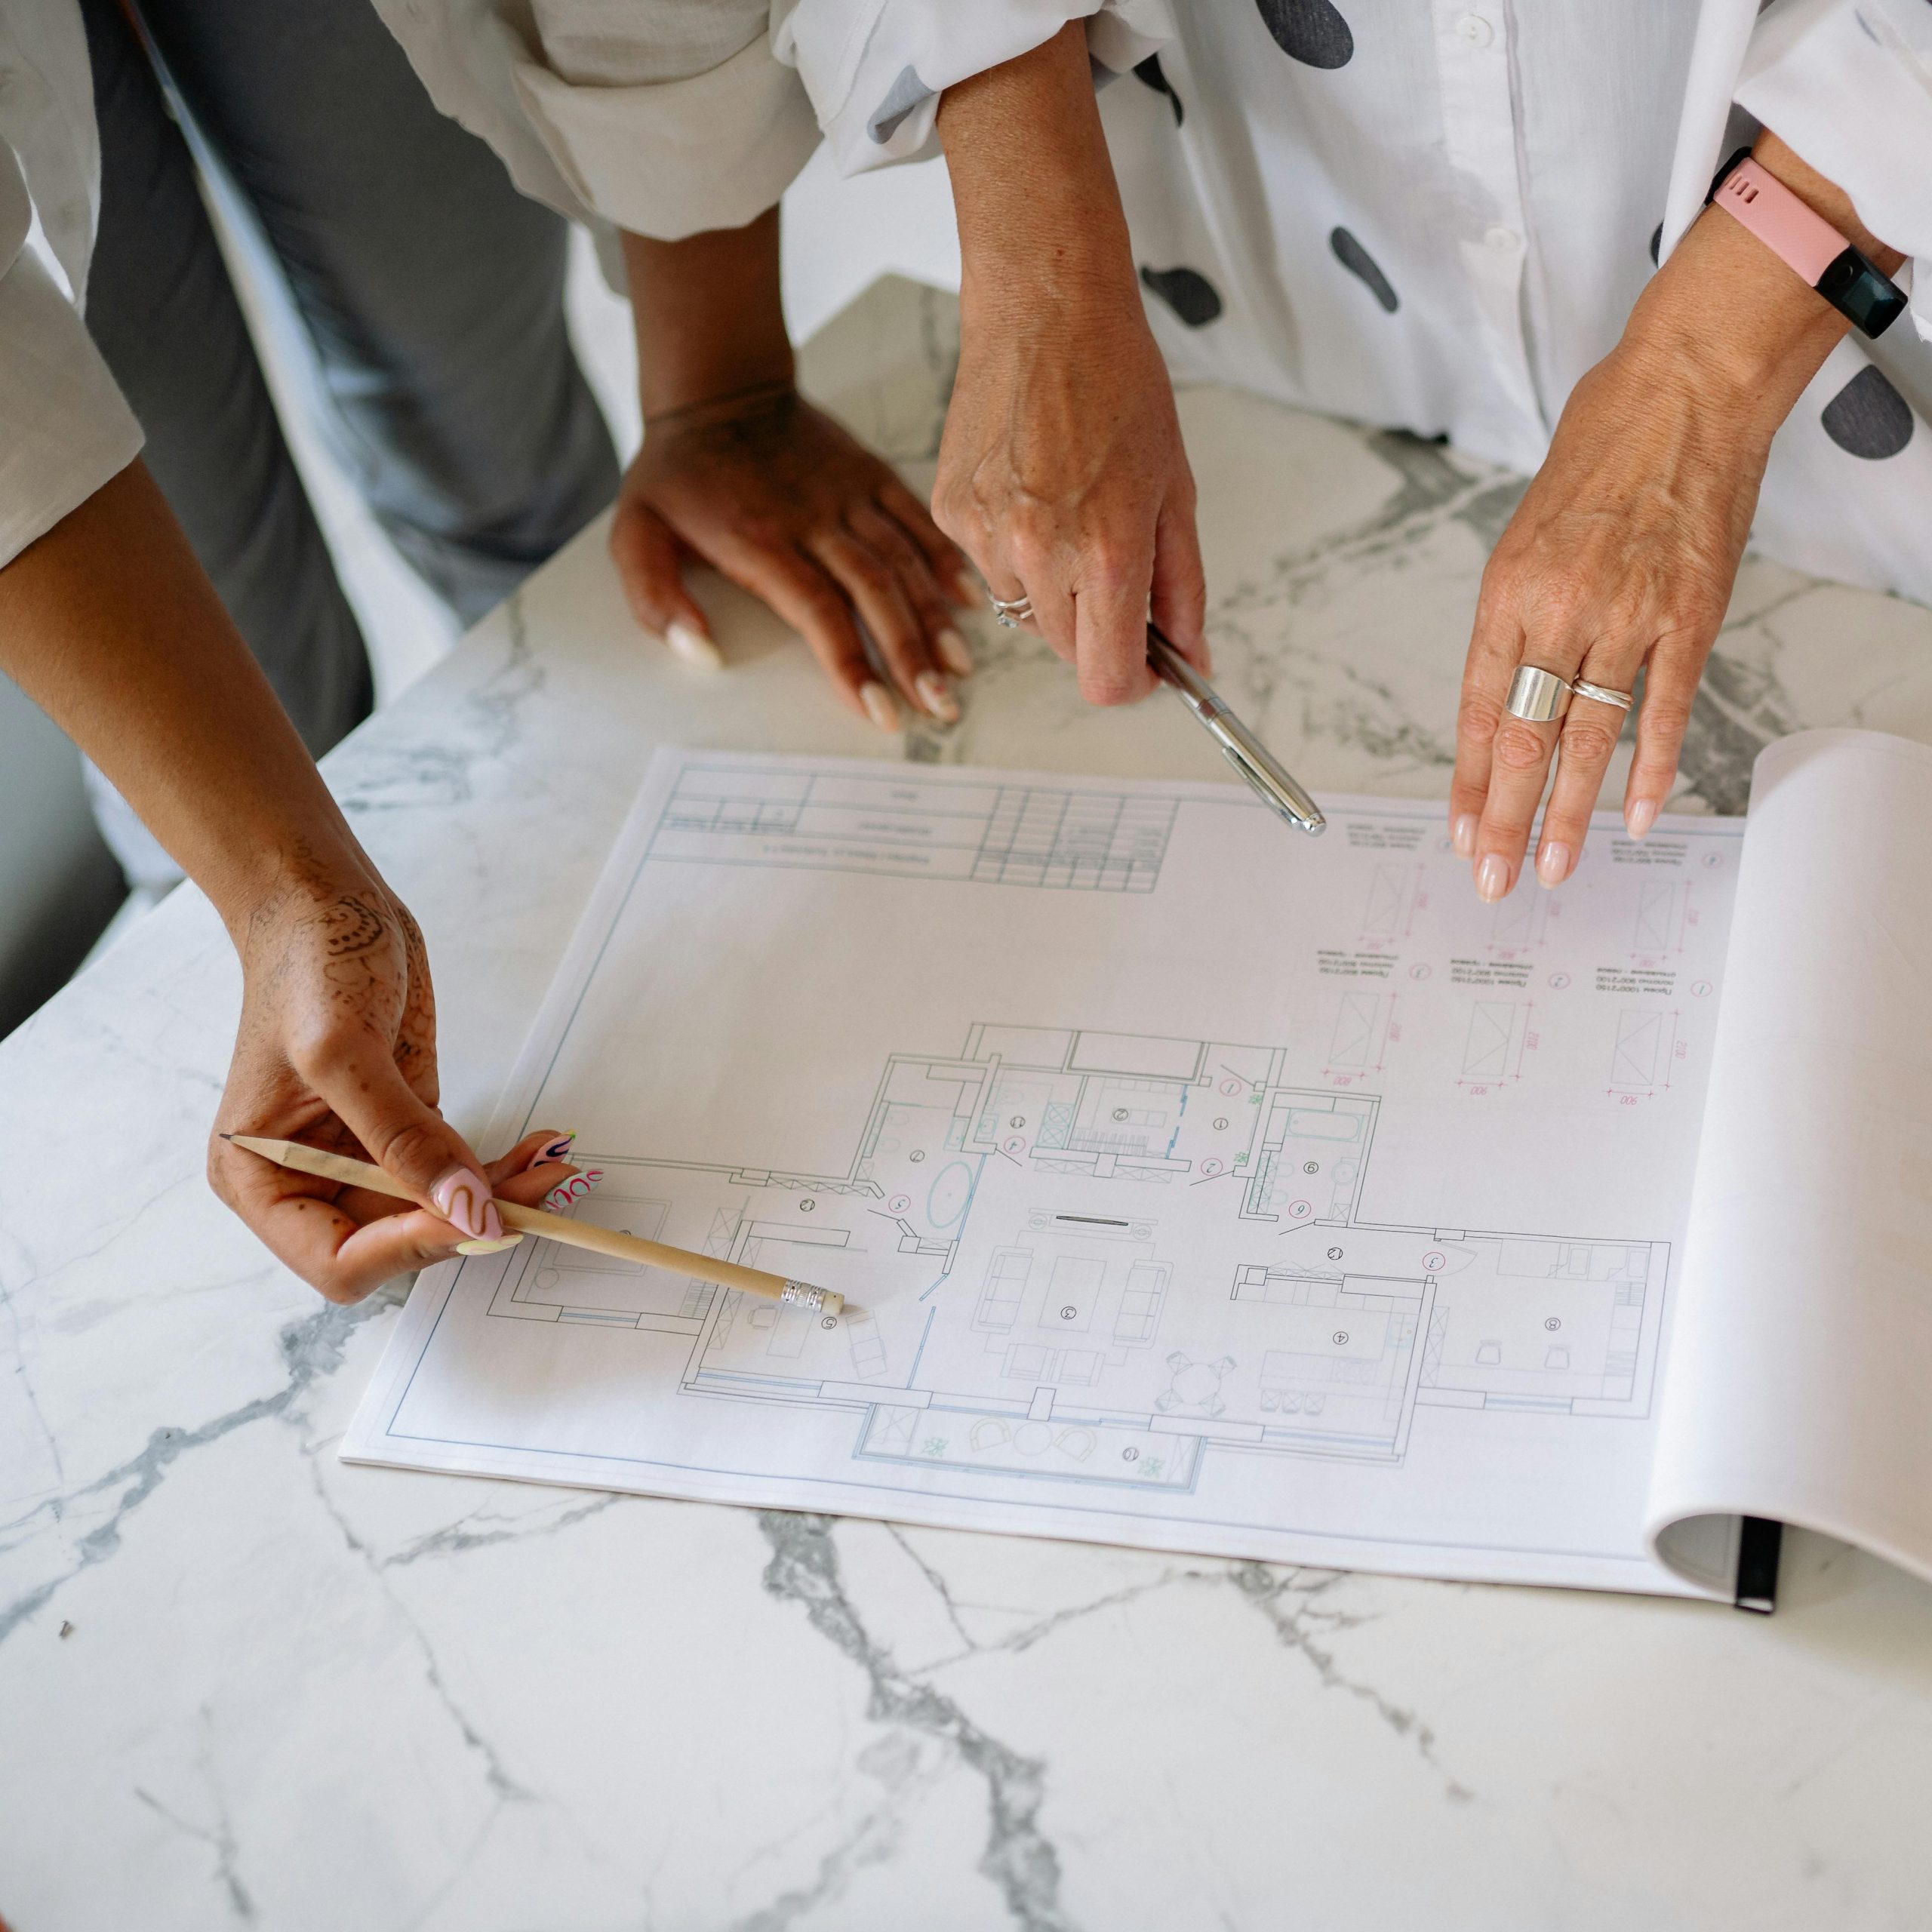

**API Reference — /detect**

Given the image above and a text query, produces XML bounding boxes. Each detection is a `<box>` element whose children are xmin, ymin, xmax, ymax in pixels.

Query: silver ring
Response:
<box><xmin>1504</xmin><ymin>664</ymin><xmax>1572</xmax><ymax>723</ymax></box>
<box><xmin>991</xmin><ymin>592</ymin><xmax>1033</xmax><ymax>629</ymax></box>
<box><xmin>1571</xmin><ymin>678</ymin><xmax>1635</xmax><ymax>712</ymax></box>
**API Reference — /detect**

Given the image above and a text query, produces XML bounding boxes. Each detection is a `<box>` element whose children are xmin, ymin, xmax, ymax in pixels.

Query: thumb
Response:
<box><xmin>1151</xmin><ymin>494</ymin><xmax>1211</xmax><ymax>675</ymax></box>
<box><xmin>305</xmin><ymin>1031</ymin><xmax>507</xmax><ymax>1245</ymax></box>
<box><xmin>609</xmin><ymin>497</ymin><xmax>724</xmax><ymax>669</ymax></box>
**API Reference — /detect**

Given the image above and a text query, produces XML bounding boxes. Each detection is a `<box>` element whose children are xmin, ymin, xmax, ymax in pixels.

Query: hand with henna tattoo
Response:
<box><xmin>0</xmin><ymin>460</ymin><xmax>571</xmax><ymax>1298</ymax></box>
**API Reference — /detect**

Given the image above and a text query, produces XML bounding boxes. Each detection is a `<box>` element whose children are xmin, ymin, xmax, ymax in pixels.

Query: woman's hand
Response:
<box><xmin>611</xmin><ymin>382</ymin><xmax>974</xmax><ymax>729</ymax></box>
<box><xmin>936</xmin><ymin>272</ymin><xmax>1205</xmax><ymax>703</ymax></box>
<box><xmin>208</xmin><ymin>860</ymin><xmax>575</xmax><ymax>1302</ymax></box>
<box><xmin>1451</xmin><ymin>134</ymin><xmax>1903</xmax><ymax>899</ymax></box>
<box><xmin>936</xmin><ymin>22</ymin><xmax>1208</xmax><ymax>703</ymax></box>
<box><xmin>613</xmin><ymin>214</ymin><xmax>973</xmax><ymax>730</ymax></box>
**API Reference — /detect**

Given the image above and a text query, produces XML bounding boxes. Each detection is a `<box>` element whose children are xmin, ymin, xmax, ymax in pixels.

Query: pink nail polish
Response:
<box><xmin>1536</xmin><ymin>841</ymin><xmax>1571</xmax><ymax>888</ymax></box>
<box><xmin>430</xmin><ymin>1167</ymin><xmax>498</xmax><ymax>1241</ymax></box>
<box><xmin>1626</xmin><ymin>798</ymin><xmax>1657</xmax><ymax>839</ymax></box>
<box><xmin>542</xmin><ymin>1168</ymin><xmax>603</xmax><ymax>1214</ymax></box>
<box><xmin>1475</xmin><ymin>854</ymin><xmax>1511</xmax><ymax>902</ymax></box>
<box><xmin>1452</xmin><ymin>814</ymin><xmax>1478</xmax><ymax>859</ymax></box>
<box><xmin>534</xmin><ymin>1130</ymin><xmax>576</xmax><ymax>1165</ymax></box>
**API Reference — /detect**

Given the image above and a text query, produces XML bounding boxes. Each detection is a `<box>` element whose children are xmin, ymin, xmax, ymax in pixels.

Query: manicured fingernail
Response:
<box><xmin>915</xmin><ymin>670</ymin><xmax>960</xmax><ymax>723</ymax></box>
<box><xmin>1475</xmin><ymin>854</ymin><xmax>1511</xmax><ymax>902</ymax></box>
<box><xmin>543</xmin><ymin>1168</ymin><xmax>603</xmax><ymax>1213</ymax></box>
<box><xmin>1626</xmin><ymin>798</ymin><xmax>1657</xmax><ymax>839</ymax></box>
<box><xmin>860</xmin><ymin>681</ymin><xmax>901</xmax><ymax>731</ymax></box>
<box><xmin>666</xmin><ymin>620</ymin><xmax>724</xmax><ymax>670</ymax></box>
<box><xmin>430</xmin><ymin>1166</ymin><xmax>501</xmax><ymax>1241</ymax></box>
<box><xmin>949</xmin><ymin>568</ymin><xmax>979</xmax><ymax>606</ymax></box>
<box><xmin>534</xmin><ymin>1130</ymin><xmax>575</xmax><ymax>1165</ymax></box>
<box><xmin>936</xmin><ymin>628</ymin><xmax>974</xmax><ymax>678</ymax></box>
<box><xmin>1536</xmin><ymin>841</ymin><xmax>1571</xmax><ymax>888</ymax></box>
<box><xmin>1452</xmin><ymin>813</ymin><xmax>1478</xmax><ymax>859</ymax></box>
<box><xmin>456</xmin><ymin>1234</ymin><xmax>524</xmax><ymax>1255</ymax></box>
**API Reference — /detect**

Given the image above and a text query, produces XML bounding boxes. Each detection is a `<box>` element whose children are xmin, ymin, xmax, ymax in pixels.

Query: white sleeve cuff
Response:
<box><xmin>0</xmin><ymin>244</ymin><xmax>142</xmax><ymax>572</ymax></box>
<box><xmin>1738</xmin><ymin>0</ymin><xmax>1932</xmax><ymax>342</ymax></box>
<box><xmin>774</xmin><ymin>0</ymin><xmax>1175</xmax><ymax>177</ymax></box>
<box><xmin>512</xmin><ymin>32</ymin><xmax>823</xmax><ymax>242</ymax></box>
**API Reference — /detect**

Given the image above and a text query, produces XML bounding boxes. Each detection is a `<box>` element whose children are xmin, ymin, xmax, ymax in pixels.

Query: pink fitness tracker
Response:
<box><xmin>1706</xmin><ymin>147</ymin><xmax>1906</xmax><ymax>338</ymax></box>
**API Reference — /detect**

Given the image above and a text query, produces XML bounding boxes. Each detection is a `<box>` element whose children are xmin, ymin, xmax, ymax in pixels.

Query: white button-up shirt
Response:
<box><xmin>380</xmin><ymin>0</ymin><xmax>1932</xmax><ymax>609</ymax></box>
<box><xmin>0</xmin><ymin>2</ymin><xmax>141</xmax><ymax>571</ymax></box>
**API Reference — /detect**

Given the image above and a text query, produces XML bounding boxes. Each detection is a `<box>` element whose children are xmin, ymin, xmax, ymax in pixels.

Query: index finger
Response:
<box><xmin>1447</xmin><ymin>585</ymin><xmax>1530</xmax><ymax>858</ymax></box>
<box><xmin>1071</xmin><ymin>543</ymin><xmax>1158</xmax><ymax>706</ymax></box>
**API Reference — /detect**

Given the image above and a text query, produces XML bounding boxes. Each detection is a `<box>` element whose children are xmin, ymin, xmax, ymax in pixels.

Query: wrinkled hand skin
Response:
<box><xmin>934</xmin><ymin>293</ymin><xmax>1208</xmax><ymax>705</ymax></box>
<box><xmin>1451</xmin><ymin>334</ymin><xmax>1768</xmax><ymax>897</ymax></box>
<box><xmin>610</xmin><ymin>383</ymin><xmax>971</xmax><ymax>722</ymax></box>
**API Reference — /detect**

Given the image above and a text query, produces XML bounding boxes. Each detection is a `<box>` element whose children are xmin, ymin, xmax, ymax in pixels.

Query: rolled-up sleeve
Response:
<box><xmin>373</xmin><ymin>0</ymin><xmax>820</xmax><ymax>242</ymax></box>
<box><xmin>1737</xmin><ymin>0</ymin><xmax>1932</xmax><ymax>341</ymax></box>
<box><xmin>771</xmin><ymin>0</ymin><xmax>1173</xmax><ymax>177</ymax></box>
<box><xmin>0</xmin><ymin>10</ymin><xmax>142</xmax><ymax>571</ymax></box>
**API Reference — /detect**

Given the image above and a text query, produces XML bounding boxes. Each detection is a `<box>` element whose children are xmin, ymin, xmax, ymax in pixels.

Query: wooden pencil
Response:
<box><xmin>223</xmin><ymin>1134</ymin><xmax>848</xmax><ymax>1315</ymax></box>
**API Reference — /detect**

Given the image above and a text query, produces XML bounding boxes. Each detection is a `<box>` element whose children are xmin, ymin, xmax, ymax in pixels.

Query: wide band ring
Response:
<box><xmin>1571</xmin><ymin>678</ymin><xmax>1635</xmax><ymax>712</ymax></box>
<box><xmin>1504</xmin><ymin>664</ymin><xmax>1572</xmax><ymax>723</ymax></box>
<box><xmin>991</xmin><ymin>593</ymin><xmax>1034</xmax><ymax>629</ymax></box>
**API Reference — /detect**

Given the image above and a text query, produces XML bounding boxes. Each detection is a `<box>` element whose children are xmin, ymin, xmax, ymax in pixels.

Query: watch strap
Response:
<box><xmin>1706</xmin><ymin>147</ymin><xmax>1906</xmax><ymax>340</ymax></box>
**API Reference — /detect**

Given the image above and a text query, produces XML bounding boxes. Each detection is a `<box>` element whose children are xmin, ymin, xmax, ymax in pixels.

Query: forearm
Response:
<box><xmin>621</xmin><ymin>211</ymin><xmax>793</xmax><ymax>420</ymax></box>
<box><xmin>937</xmin><ymin>23</ymin><xmax>1140</xmax><ymax>325</ymax></box>
<box><xmin>0</xmin><ymin>460</ymin><xmax>372</xmax><ymax>929</ymax></box>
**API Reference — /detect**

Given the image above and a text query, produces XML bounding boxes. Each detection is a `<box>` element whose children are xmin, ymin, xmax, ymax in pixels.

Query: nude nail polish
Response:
<box><xmin>860</xmin><ymin>681</ymin><xmax>902</xmax><ymax>732</ymax></box>
<box><xmin>936</xmin><ymin>628</ymin><xmax>975</xmax><ymax>678</ymax></box>
<box><xmin>1452</xmin><ymin>813</ymin><xmax>1478</xmax><ymax>859</ymax></box>
<box><xmin>1475</xmin><ymin>854</ymin><xmax>1511</xmax><ymax>902</ymax></box>
<box><xmin>430</xmin><ymin>1166</ymin><xmax>502</xmax><ymax>1241</ymax></box>
<box><xmin>1626</xmin><ymin>798</ymin><xmax>1657</xmax><ymax>839</ymax></box>
<box><xmin>1536</xmin><ymin>841</ymin><xmax>1571</xmax><ymax>888</ymax></box>
<box><xmin>915</xmin><ymin>670</ymin><xmax>960</xmax><ymax>724</ymax></box>
<box><xmin>456</xmin><ymin>1234</ymin><xmax>524</xmax><ymax>1255</ymax></box>
<box><xmin>543</xmin><ymin>1168</ymin><xmax>603</xmax><ymax>1214</ymax></box>
<box><xmin>666</xmin><ymin>620</ymin><xmax>724</xmax><ymax>670</ymax></box>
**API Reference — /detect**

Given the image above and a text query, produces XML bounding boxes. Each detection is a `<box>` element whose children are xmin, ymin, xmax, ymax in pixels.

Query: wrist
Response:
<box><xmin>623</xmin><ymin>214</ymin><xmax>795</xmax><ymax>421</ymax></box>
<box><xmin>1623</xmin><ymin>198</ymin><xmax>1849</xmax><ymax>423</ymax></box>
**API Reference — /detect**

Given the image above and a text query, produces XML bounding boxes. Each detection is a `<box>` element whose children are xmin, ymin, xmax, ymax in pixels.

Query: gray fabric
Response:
<box><xmin>78</xmin><ymin>0</ymin><xmax>619</xmax><ymax>890</ymax></box>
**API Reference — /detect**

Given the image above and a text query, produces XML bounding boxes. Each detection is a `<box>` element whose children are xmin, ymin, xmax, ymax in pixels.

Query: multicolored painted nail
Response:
<box><xmin>456</xmin><ymin>1234</ymin><xmax>524</xmax><ymax>1255</ymax></box>
<box><xmin>534</xmin><ymin>1130</ymin><xmax>576</xmax><ymax>1166</ymax></box>
<box><xmin>430</xmin><ymin>1165</ymin><xmax>503</xmax><ymax>1241</ymax></box>
<box><xmin>543</xmin><ymin>1168</ymin><xmax>603</xmax><ymax>1214</ymax></box>
<box><xmin>915</xmin><ymin>670</ymin><xmax>960</xmax><ymax>724</ymax></box>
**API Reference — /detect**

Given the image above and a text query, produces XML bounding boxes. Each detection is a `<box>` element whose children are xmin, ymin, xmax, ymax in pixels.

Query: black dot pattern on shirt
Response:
<box><xmin>868</xmin><ymin>64</ymin><xmax>933</xmax><ymax>144</ymax></box>
<box><xmin>1134</xmin><ymin>53</ymin><xmax>1184</xmax><ymax>125</ymax></box>
<box><xmin>1330</xmin><ymin>227</ymin><xmax>1398</xmax><ymax>312</ymax></box>
<box><xmin>1255</xmin><ymin>0</ymin><xmax>1354</xmax><ymax>68</ymax></box>
<box><xmin>1140</xmin><ymin>265</ymin><xmax>1224</xmax><ymax>327</ymax></box>
<box><xmin>1820</xmin><ymin>365</ymin><xmax>1915</xmax><ymax>459</ymax></box>
<box><xmin>1649</xmin><ymin>223</ymin><xmax>1663</xmax><ymax>268</ymax></box>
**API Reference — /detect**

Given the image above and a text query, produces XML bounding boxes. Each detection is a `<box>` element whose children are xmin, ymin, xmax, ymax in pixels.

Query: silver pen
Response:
<box><xmin>1146</xmin><ymin>623</ymin><xmax>1326</xmax><ymax>836</ymax></box>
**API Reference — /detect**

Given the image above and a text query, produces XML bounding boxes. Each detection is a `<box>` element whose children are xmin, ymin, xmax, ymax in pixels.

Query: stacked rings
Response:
<box><xmin>1504</xmin><ymin>665</ymin><xmax>1635</xmax><ymax>721</ymax></box>
<box><xmin>991</xmin><ymin>593</ymin><xmax>1033</xmax><ymax>629</ymax></box>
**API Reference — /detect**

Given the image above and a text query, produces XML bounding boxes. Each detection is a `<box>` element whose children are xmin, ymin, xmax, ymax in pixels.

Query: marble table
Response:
<box><xmin>8</xmin><ymin>278</ymin><xmax>1932</xmax><ymax>1932</ymax></box>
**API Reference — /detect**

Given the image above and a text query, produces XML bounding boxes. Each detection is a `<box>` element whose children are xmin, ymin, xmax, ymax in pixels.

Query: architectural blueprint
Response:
<box><xmin>346</xmin><ymin>752</ymin><xmax>1747</xmax><ymax>1595</ymax></box>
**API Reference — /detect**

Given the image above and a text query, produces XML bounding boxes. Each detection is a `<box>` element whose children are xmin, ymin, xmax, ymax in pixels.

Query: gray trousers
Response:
<box><xmin>80</xmin><ymin>0</ymin><xmax>619</xmax><ymax>891</ymax></box>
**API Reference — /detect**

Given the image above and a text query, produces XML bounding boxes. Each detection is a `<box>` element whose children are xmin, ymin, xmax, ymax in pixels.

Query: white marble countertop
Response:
<box><xmin>8</xmin><ymin>278</ymin><xmax>1932</xmax><ymax>1932</ymax></box>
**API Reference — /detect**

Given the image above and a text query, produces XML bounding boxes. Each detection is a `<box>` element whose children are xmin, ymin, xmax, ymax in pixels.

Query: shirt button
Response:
<box><xmin>1456</xmin><ymin>12</ymin><xmax>1494</xmax><ymax>45</ymax></box>
<box><xmin>1484</xmin><ymin>224</ymin><xmax>1522</xmax><ymax>254</ymax></box>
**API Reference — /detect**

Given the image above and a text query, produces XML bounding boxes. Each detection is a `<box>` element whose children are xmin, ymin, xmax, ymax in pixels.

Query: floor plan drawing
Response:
<box><xmin>484</xmin><ymin>1022</ymin><xmax>1666</xmax><ymax>1494</ymax></box>
<box><xmin>345</xmin><ymin>749</ymin><xmax>1749</xmax><ymax>1597</ymax></box>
